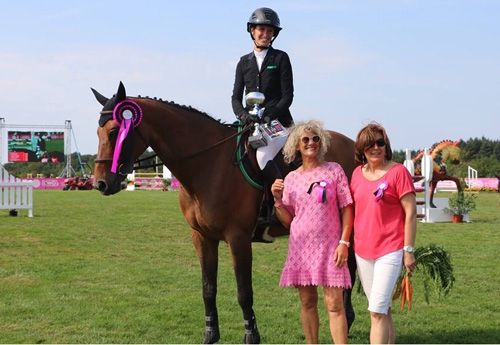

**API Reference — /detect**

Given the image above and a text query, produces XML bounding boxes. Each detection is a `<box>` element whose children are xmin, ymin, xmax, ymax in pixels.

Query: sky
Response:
<box><xmin>0</xmin><ymin>0</ymin><xmax>498</xmax><ymax>159</ymax></box>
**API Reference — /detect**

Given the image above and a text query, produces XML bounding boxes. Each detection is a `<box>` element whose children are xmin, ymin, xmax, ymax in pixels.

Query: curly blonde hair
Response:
<box><xmin>282</xmin><ymin>120</ymin><xmax>331</xmax><ymax>164</ymax></box>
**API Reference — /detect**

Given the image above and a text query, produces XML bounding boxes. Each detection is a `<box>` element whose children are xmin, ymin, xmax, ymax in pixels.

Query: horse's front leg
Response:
<box><xmin>227</xmin><ymin>233</ymin><xmax>260</xmax><ymax>344</ymax></box>
<box><xmin>191</xmin><ymin>230</ymin><xmax>220</xmax><ymax>344</ymax></box>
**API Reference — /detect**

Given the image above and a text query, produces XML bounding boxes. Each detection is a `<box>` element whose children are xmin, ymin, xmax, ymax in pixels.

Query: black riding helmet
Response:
<box><xmin>247</xmin><ymin>7</ymin><xmax>282</xmax><ymax>45</ymax></box>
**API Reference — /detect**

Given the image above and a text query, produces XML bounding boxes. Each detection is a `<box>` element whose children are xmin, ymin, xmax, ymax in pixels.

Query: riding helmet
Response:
<box><xmin>247</xmin><ymin>7</ymin><xmax>282</xmax><ymax>39</ymax></box>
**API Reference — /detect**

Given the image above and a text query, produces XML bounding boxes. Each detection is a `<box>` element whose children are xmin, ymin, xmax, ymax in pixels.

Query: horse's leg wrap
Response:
<box><xmin>203</xmin><ymin>310</ymin><xmax>220</xmax><ymax>344</ymax></box>
<box><xmin>243</xmin><ymin>310</ymin><xmax>260</xmax><ymax>344</ymax></box>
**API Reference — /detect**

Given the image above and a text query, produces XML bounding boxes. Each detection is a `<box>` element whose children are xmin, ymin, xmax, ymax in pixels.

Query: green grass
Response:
<box><xmin>1</xmin><ymin>190</ymin><xmax>499</xmax><ymax>343</ymax></box>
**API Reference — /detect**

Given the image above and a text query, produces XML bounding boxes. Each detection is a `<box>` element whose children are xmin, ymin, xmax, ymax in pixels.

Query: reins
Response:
<box><xmin>154</xmin><ymin>123</ymin><xmax>252</xmax><ymax>167</ymax></box>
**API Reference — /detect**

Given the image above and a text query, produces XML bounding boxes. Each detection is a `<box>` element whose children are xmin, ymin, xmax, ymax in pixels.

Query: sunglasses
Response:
<box><xmin>301</xmin><ymin>135</ymin><xmax>320</xmax><ymax>144</ymax></box>
<box><xmin>368</xmin><ymin>138</ymin><xmax>386</xmax><ymax>149</ymax></box>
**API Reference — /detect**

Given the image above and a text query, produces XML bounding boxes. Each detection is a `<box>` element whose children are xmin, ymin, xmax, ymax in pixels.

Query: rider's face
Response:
<box><xmin>251</xmin><ymin>25</ymin><xmax>274</xmax><ymax>48</ymax></box>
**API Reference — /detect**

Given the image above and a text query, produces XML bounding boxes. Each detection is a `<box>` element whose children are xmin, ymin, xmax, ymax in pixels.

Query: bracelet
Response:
<box><xmin>339</xmin><ymin>240</ymin><xmax>350</xmax><ymax>248</ymax></box>
<box><xmin>274</xmin><ymin>201</ymin><xmax>283</xmax><ymax>208</ymax></box>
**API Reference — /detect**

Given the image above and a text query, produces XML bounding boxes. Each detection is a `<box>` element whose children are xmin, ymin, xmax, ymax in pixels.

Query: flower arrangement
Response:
<box><xmin>443</xmin><ymin>189</ymin><xmax>477</xmax><ymax>216</ymax></box>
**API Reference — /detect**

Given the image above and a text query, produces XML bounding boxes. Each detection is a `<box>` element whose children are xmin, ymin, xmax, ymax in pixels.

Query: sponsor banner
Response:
<box><xmin>134</xmin><ymin>178</ymin><xmax>163</xmax><ymax>189</ymax></box>
<box><xmin>132</xmin><ymin>177</ymin><xmax>180</xmax><ymax>190</ymax></box>
<box><xmin>19</xmin><ymin>177</ymin><xmax>181</xmax><ymax>190</ymax></box>
<box><xmin>22</xmin><ymin>178</ymin><xmax>66</xmax><ymax>189</ymax></box>
<box><xmin>465</xmin><ymin>178</ymin><xmax>498</xmax><ymax>190</ymax></box>
<box><xmin>414</xmin><ymin>178</ymin><xmax>498</xmax><ymax>191</ymax></box>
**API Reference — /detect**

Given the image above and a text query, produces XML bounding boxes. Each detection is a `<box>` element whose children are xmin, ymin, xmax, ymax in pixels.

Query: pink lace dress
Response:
<box><xmin>280</xmin><ymin>162</ymin><xmax>353</xmax><ymax>288</ymax></box>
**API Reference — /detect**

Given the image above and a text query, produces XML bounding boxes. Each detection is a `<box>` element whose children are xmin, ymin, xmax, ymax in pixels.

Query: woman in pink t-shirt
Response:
<box><xmin>350</xmin><ymin>122</ymin><xmax>417</xmax><ymax>344</ymax></box>
<box><xmin>271</xmin><ymin>120</ymin><xmax>353</xmax><ymax>344</ymax></box>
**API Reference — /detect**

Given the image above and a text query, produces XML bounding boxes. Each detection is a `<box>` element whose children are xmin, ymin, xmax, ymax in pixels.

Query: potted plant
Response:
<box><xmin>162</xmin><ymin>178</ymin><xmax>172</xmax><ymax>192</ymax></box>
<box><xmin>443</xmin><ymin>188</ymin><xmax>477</xmax><ymax>223</ymax></box>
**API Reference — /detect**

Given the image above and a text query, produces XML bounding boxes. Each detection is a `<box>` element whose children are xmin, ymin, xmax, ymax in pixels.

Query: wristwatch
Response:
<box><xmin>403</xmin><ymin>245</ymin><xmax>414</xmax><ymax>253</ymax></box>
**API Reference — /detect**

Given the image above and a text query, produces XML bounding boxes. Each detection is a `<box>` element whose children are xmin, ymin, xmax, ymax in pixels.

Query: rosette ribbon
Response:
<box><xmin>307</xmin><ymin>180</ymin><xmax>329</xmax><ymax>204</ymax></box>
<box><xmin>374</xmin><ymin>181</ymin><xmax>388</xmax><ymax>202</ymax></box>
<box><xmin>111</xmin><ymin>100</ymin><xmax>143</xmax><ymax>174</ymax></box>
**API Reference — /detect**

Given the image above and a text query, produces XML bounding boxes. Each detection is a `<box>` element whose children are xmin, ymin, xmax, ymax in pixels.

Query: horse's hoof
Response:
<box><xmin>203</xmin><ymin>329</ymin><xmax>220</xmax><ymax>344</ymax></box>
<box><xmin>243</xmin><ymin>313</ymin><xmax>260</xmax><ymax>344</ymax></box>
<box><xmin>243</xmin><ymin>331</ymin><xmax>261</xmax><ymax>344</ymax></box>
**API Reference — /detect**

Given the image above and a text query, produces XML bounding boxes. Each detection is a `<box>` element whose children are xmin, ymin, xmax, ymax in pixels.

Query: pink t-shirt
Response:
<box><xmin>350</xmin><ymin>163</ymin><xmax>415</xmax><ymax>260</ymax></box>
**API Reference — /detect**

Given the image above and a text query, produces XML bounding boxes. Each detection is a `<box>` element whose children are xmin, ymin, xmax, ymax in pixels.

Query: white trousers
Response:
<box><xmin>355</xmin><ymin>250</ymin><xmax>403</xmax><ymax>314</ymax></box>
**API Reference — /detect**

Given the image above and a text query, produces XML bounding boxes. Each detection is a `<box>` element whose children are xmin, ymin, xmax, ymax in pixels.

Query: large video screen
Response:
<box><xmin>7</xmin><ymin>131</ymin><xmax>65</xmax><ymax>163</ymax></box>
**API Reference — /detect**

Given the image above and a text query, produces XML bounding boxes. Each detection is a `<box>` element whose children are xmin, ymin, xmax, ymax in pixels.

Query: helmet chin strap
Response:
<box><xmin>254</xmin><ymin>43</ymin><xmax>270</xmax><ymax>50</ymax></box>
<box><xmin>250</xmin><ymin>33</ymin><xmax>274</xmax><ymax>50</ymax></box>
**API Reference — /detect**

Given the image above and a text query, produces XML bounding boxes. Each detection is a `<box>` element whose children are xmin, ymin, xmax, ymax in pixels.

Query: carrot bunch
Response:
<box><xmin>392</xmin><ymin>273</ymin><xmax>413</xmax><ymax>310</ymax></box>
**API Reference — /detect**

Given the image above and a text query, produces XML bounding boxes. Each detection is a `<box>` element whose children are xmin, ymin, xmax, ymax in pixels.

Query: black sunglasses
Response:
<box><xmin>368</xmin><ymin>138</ymin><xmax>386</xmax><ymax>149</ymax></box>
<box><xmin>301</xmin><ymin>135</ymin><xmax>320</xmax><ymax>144</ymax></box>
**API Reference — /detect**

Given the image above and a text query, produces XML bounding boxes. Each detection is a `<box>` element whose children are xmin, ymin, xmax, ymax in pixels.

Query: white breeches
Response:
<box><xmin>256</xmin><ymin>134</ymin><xmax>288</xmax><ymax>170</ymax></box>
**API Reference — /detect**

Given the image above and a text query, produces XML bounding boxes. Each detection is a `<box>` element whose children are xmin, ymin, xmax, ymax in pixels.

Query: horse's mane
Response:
<box><xmin>134</xmin><ymin>95</ymin><xmax>228</xmax><ymax>125</ymax></box>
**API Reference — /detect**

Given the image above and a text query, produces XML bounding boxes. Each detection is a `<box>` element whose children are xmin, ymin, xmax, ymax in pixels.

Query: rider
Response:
<box><xmin>231</xmin><ymin>7</ymin><xmax>295</xmax><ymax>191</ymax></box>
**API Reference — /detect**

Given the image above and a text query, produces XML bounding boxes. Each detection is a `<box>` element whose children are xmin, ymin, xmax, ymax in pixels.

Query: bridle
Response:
<box><xmin>95</xmin><ymin>108</ymin><xmax>254</xmax><ymax>174</ymax></box>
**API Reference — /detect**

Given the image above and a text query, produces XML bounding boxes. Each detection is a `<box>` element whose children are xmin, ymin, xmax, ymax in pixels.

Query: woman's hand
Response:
<box><xmin>271</xmin><ymin>179</ymin><xmax>284</xmax><ymax>202</ymax></box>
<box><xmin>333</xmin><ymin>244</ymin><xmax>349</xmax><ymax>268</ymax></box>
<box><xmin>404</xmin><ymin>251</ymin><xmax>417</xmax><ymax>276</ymax></box>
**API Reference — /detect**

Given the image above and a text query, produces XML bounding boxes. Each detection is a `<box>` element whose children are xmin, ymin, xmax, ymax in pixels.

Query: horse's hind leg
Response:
<box><xmin>227</xmin><ymin>234</ymin><xmax>261</xmax><ymax>344</ymax></box>
<box><xmin>191</xmin><ymin>230</ymin><xmax>221</xmax><ymax>344</ymax></box>
<box><xmin>344</xmin><ymin>246</ymin><xmax>357</xmax><ymax>332</ymax></box>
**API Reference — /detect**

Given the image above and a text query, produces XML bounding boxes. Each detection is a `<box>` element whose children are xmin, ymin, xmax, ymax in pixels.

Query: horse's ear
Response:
<box><xmin>91</xmin><ymin>88</ymin><xmax>109</xmax><ymax>106</ymax></box>
<box><xmin>116</xmin><ymin>81</ymin><xmax>126</xmax><ymax>102</ymax></box>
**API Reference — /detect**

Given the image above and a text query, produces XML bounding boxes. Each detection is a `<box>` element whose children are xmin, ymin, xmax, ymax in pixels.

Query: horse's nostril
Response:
<box><xmin>97</xmin><ymin>180</ymin><xmax>107</xmax><ymax>192</ymax></box>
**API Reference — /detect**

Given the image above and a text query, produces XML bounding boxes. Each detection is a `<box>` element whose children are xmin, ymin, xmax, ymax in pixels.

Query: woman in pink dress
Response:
<box><xmin>271</xmin><ymin>120</ymin><xmax>353</xmax><ymax>344</ymax></box>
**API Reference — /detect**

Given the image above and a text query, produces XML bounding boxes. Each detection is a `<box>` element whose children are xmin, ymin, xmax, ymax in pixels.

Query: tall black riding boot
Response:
<box><xmin>251</xmin><ymin>160</ymin><xmax>284</xmax><ymax>243</ymax></box>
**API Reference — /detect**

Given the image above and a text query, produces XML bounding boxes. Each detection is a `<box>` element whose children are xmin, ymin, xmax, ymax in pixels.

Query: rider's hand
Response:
<box><xmin>242</xmin><ymin>114</ymin><xmax>259</xmax><ymax>125</ymax></box>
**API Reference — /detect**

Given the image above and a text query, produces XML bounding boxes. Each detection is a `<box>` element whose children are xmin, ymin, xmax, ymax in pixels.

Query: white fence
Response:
<box><xmin>0</xmin><ymin>165</ymin><xmax>33</xmax><ymax>217</ymax></box>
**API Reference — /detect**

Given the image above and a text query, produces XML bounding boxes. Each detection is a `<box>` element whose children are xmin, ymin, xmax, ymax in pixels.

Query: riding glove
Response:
<box><xmin>241</xmin><ymin>113</ymin><xmax>260</xmax><ymax>125</ymax></box>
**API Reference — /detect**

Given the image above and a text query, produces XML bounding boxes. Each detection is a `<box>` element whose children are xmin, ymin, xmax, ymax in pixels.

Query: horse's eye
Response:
<box><xmin>109</xmin><ymin>129</ymin><xmax>118</xmax><ymax>142</ymax></box>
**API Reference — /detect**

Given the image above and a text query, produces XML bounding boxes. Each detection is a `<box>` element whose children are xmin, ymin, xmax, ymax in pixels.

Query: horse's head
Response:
<box><xmin>432</xmin><ymin>140</ymin><xmax>461</xmax><ymax>165</ymax></box>
<box><xmin>91</xmin><ymin>82</ymin><xmax>147</xmax><ymax>195</ymax></box>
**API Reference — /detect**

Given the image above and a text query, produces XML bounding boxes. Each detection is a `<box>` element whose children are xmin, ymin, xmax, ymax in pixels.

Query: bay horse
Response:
<box><xmin>92</xmin><ymin>82</ymin><xmax>356</xmax><ymax>344</ymax></box>
<box><xmin>413</xmin><ymin>140</ymin><xmax>462</xmax><ymax>207</ymax></box>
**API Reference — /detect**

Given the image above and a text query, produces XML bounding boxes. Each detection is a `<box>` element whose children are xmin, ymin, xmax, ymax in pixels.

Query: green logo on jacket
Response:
<box><xmin>267</xmin><ymin>66</ymin><xmax>277</xmax><ymax>69</ymax></box>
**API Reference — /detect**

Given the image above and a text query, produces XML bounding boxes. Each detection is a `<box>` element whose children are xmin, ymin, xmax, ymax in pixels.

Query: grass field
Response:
<box><xmin>1</xmin><ymin>189</ymin><xmax>499</xmax><ymax>343</ymax></box>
